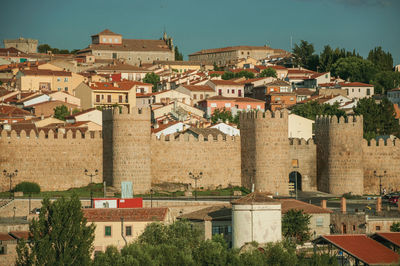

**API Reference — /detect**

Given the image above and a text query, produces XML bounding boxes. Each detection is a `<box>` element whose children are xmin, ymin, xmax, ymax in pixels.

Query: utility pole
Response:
<box><xmin>85</xmin><ymin>169</ymin><xmax>98</xmax><ymax>208</ymax></box>
<box><xmin>189</xmin><ymin>172</ymin><xmax>203</xmax><ymax>201</ymax></box>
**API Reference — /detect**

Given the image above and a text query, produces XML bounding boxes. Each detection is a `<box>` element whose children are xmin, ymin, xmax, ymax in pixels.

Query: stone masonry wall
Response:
<box><xmin>362</xmin><ymin>139</ymin><xmax>400</xmax><ymax>195</ymax></box>
<box><xmin>289</xmin><ymin>138</ymin><xmax>317</xmax><ymax>191</ymax></box>
<box><xmin>0</xmin><ymin>130</ymin><xmax>102</xmax><ymax>192</ymax></box>
<box><xmin>240</xmin><ymin>110</ymin><xmax>290</xmax><ymax>196</ymax></box>
<box><xmin>151</xmin><ymin>134</ymin><xmax>241</xmax><ymax>189</ymax></box>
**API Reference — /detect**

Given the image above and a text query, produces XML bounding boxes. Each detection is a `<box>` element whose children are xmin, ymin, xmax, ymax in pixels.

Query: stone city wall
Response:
<box><xmin>362</xmin><ymin>139</ymin><xmax>400</xmax><ymax>195</ymax></box>
<box><xmin>289</xmin><ymin>138</ymin><xmax>317</xmax><ymax>191</ymax></box>
<box><xmin>151</xmin><ymin>134</ymin><xmax>241</xmax><ymax>190</ymax></box>
<box><xmin>0</xmin><ymin>130</ymin><xmax>102</xmax><ymax>192</ymax></box>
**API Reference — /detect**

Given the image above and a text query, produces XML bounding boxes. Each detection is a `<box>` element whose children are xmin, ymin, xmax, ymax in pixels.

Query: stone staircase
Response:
<box><xmin>0</xmin><ymin>199</ymin><xmax>13</xmax><ymax>209</ymax></box>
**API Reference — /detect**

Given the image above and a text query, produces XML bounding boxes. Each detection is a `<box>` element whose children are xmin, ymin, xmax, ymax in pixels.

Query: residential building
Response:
<box><xmin>288</xmin><ymin>114</ymin><xmax>314</xmax><ymax>140</ymax></box>
<box><xmin>94</xmin><ymin>61</ymin><xmax>151</xmax><ymax>81</ymax></box>
<box><xmin>293</xmin><ymin>88</ymin><xmax>314</xmax><ymax>102</ymax></box>
<box><xmin>74</xmin><ymin>81</ymin><xmax>136</xmax><ymax>110</ymax></box>
<box><xmin>197</xmin><ymin>95</ymin><xmax>265</xmax><ymax>117</ymax></box>
<box><xmin>77</xmin><ymin>29</ymin><xmax>175</xmax><ymax>65</ymax></box>
<box><xmin>154</xmin><ymin>60</ymin><xmax>213</xmax><ymax>72</ymax></box>
<box><xmin>152</xmin><ymin>101</ymin><xmax>204</xmax><ymax>121</ymax></box>
<box><xmin>303</xmin><ymin>72</ymin><xmax>331</xmax><ymax>88</ymax></box>
<box><xmin>266</xmin><ymin>92</ymin><xmax>296</xmax><ymax>111</ymax></box>
<box><xmin>151</xmin><ymin>121</ymin><xmax>189</xmax><ymax>138</ymax></box>
<box><xmin>65</xmin><ymin>108</ymin><xmax>102</xmax><ymax>126</ymax></box>
<box><xmin>254</xmin><ymin>65</ymin><xmax>288</xmax><ymax>80</ymax></box>
<box><xmin>210</xmin><ymin>123</ymin><xmax>240</xmax><ymax>136</ymax></box>
<box><xmin>49</xmin><ymin>91</ymin><xmax>81</xmax><ymax>107</ymax></box>
<box><xmin>189</xmin><ymin>45</ymin><xmax>287</xmax><ymax>67</ymax></box>
<box><xmin>3</xmin><ymin>37</ymin><xmax>38</xmax><ymax>54</ymax></box>
<box><xmin>206</xmin><ymin>80</ymin><xmax>244</xmax><ymax>98</ymax></box>
<box><xmin>175</xmin><ymin>85</ymin><xmax>216</xmax><ymax>105</ymax></box>
<box><xmin>0</xmin><ymin>105</ymin><xmax>34</xmax><ymax>124</ymax></box>
<box><xmin>340</xmin><ymin>82</ymin><xmax>374</xmax><ymax>99</ymax></box>
<box><xmin>388</xmin><ymin>88</ymin><xmax>400</xmax><ymax>106</ymax></box>
<box><xmin>83</xmin><ymin>208</ymin><xmax>171</xmax><ymax>253</ymax></box>
<box><xmin>25</xmin><ymin>100</ymin><xmax>78</xmax><ymax>117</ymax></box>
<box><xmin>151</xmin><ymin>89</ymin><xmax>191</xmax><ymax>105</ymax></box>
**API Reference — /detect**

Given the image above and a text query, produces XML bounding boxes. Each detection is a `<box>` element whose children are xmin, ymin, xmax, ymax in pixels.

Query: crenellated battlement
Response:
<box><xmin>152</xmin><ymin>133</ymin><xmax>239</xmax><ymax>142</ymax></box>
<box><xmin>239</xmin><ymin>109</ymin><xmax>288</xmax><ymax>120</ymax></box>
<box><xmin>103</xmin><ymin>106</ymin><xmax>150</xmax><ymax>121</ymax></box>
<box><xmin>0</xmin><ymin>129</ymin><xmax>102</xmax><ymax>140</ymax></box>
<box><xmin>289</xmin><ymin>138</ymin><xmax>315</xmax><ymax>145</ymax></box>
<box><xmin>315</xmin><ymin>115</ymin><xmax>363</xmax><ymax>125</ymax></box>
<box><xmin>362</xmin><ymin>138</ymin><xmax>398</xmax><ymax>147</ymax></box>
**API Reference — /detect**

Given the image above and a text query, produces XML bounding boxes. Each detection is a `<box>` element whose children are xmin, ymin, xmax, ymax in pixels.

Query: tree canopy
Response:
<box><xmin>221</xmin><ymin>70</ymin><xmax>254</xmax><ymax>80</ymax></box>
<box><xmin>37</xmin><ymin>44</ymin><xmax>76</xmax><ymax>54</ymax></box>
<box><xmin>331</xmin><ymin>57</ymin><xmax>378</xmax><ymax>84</ymax></box>
<box><xmin>367</xmin><ymin>46</ymin><xmax>393</xmax><ymax>72</ymax></box>
<box><xmin>282</xmin><ymin>209</ymin><xmax>311</xmax><ymax>245</ymax></box>
<box><xmin>53</xmin><ymin>105</ymin><xmax>70</xmax><ymax>120</ymax></box>
<box><xmin>259</xmin><ymin>68</ymin><xmax>277</xmax><ymax>78</ymax></box>
<box><xmin>174</xmin><ymin>46</ymin><xmax>183</xmax><ymax>61</ymax></box>
<box><xmin>211</xmin><ymin>108</ymin><xmax>239</xmax><ymax>125</ymax></box>
<box><xmin>371</xmin><ymin>71</ymin><xmax>400</xmax><ymax>95</ymax></box>
<box><xmin>292</xmin><ymin>40</ymin><xmax>319</xmax><ymax>71</ymax></box>
<box><xmin>16</xmin><ymin>194</ymin><xmax>95</xmax><ymax>266</ymax></box>
<box><xmin>390</xmin><ymin>222</ymin><xmax>400</xmax><ymax>232</ymax></box>
<box><xmin>290</xmin><ymin>101</ymin><xmax>346</xmax><ymax>121</ymax></box>
<box><xmin>143</xmin><ymin>72</ymin><xmax>160</xmax><ymax>92</ymax></box>
<box><xmin>353</xmin><ymin>97</ymin><xmax>400</xmax><ymax>140</ymax></box>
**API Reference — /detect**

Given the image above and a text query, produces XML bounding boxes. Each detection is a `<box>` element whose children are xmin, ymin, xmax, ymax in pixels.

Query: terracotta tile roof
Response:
<box><xmin>154</xmin><ymin>60</ymin><xmax>209</xmax><ymax>66</ymax></box>
<box><xmin>265</xmin><ymin>80</ymin><xmax>290</xmax><ymax>86</ymax></box>
<box><xmin>92</xmin><ymin>29</ymin><xmax>121</xmax><ymax>36</ymax></box>
<box><xmin>319</xmin><ymin>235</ymin><xmax>400</xmax><ymax>265</ymax></box>
<box><xmin>318</xmin><ymin>82</ymin><xmax>337</xmax><ymax>87</ymax></box>
<box><xmin>84</xmin><ymin>39</ymin><xmax>171</xmax><ymax>52</ymax></box>
<box><xmin>189</xmin><ymin>45</ymin><xmax>275</xmax><ymax>56</ymax></box>
<box><xmin>373</xmin><ymin>232</ymin><xmax>400</xmax><ymax>247</ymax></box>
<box><xmin>235</xmin><ymin>77</ymin><xmax>269</xmax><ymax>85</ymax></box>
<box><xmin>95</xmin><ymin>63</ymin><xmax>150</xmax><ymax>72</ymax></box>
<box><xmin>90</xmin><ymin>81</ymin><xmax>137</xmax><ymax>91</ymax></box>
<box><xmin>255</xmin><ymin>65</ymin><xmax>287</xmax><ymax>70</ymax></box>
<box><xmin>9</xmin><ymin>231</ymin><xmax>30</xmax><ymax>240</ymax></box>
<box><xmin>151</xmin><ymin>121</ymin><xmax>180</xmax><ymax>134</ymax></box>
<box><xmin>339</xmin><ymin>82</ymin><xmax>373</xmax><ymax>87</ymax></box>
<box><xmin>83</xmin><ymin>208</ymin><xmax>168</xmax><ymax>222</ymax></box>
<box><xmin>210</xmin><ymin>80</ymin><xmax>244</xmax><ymax>86</ymax></box>
<box><xmin>0</xmin><ymin>233</ymin><xmax>15</xmax><ymax>241</ymax></box>
<box><xmin>231</xmin><ymin>192</ymin><xmax>278</xmax><ymax>205</ymax></box>
<box><xmin>65</xmin><ymin>121</ymin><xmax>90</xmax><ymax>128</ymax></box>
<box><xmin>204</xmin><ymin>95</ymin><xmax>264</xmax><ymax>103</ymax></box>
<box><xmin>67</xmin><ymin>108</ymin><xmax>97</xmax><ymax>118</ymax></box>
<box><xmin>0</xmin><ymin>47</ymin><xmax>27</xmax><ymax>57</ymax></box>
<box><xmin>21</xmin><ymin>69</ymin><xmax>72</xmax><ymax>77</ymax></box>
<box><xmin>279</xmin><ymin>199</ymin><xmax>332</xmax><ymax>214</ymax></box>
<box><xmin>287</xmin><ymin>68</ymin><xmax>316</xmax><ymax>74</ymax></box>
<box><xmin>294</xmin><ymin>88</ymin><xmax>315</xmax><ymax>96</ymax></box>
<box><xmin>181</xmin><ymin>85</ymin><xmax>214</xmax><ymax>92</ymax></box>
<box><xmin>229</xmin><ymin>68</ymin><xmax>259</xmax><ymax>74</ymax></box>
<box><xmin>178</xmin><ymin>205</ymin><xmax>231</xmax><ymax>221</ymax></box>
<box><xmin>184</xmin><ymin>127</ymin><xmax>226</xmax><ymax>139</ymax></box>
<box><xmin>25</xmin><ymin>100</ymin><xmax>78</xmax><ymax>109</ymax></box>
<box><xmin>208</xmin><ymin>71</ymin><xmax>224</xmax><ymax>75</ymax></box>
<box><xmin>0</xmin><ymin>105</ymin><xmax>31</xmax><ymax>116</ymax></box>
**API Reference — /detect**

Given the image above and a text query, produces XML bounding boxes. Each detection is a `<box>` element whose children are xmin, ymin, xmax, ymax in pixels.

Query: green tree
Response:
<box><xmin>371</xmin><ymin>71</ymin><xmax>400</xmax><ymax>95</ymax></box>
<box><xmin>221</xmin><ymin>71</ymin><xmax>235</xmax><ymax>80</ymax></box>
<box><xmin>291</xmin><ymin>101</ymin><xmax>346</xmax><ymax>121</ymax></box>
<box><xmin>259</xmin><ymin>68</ymin><xmax>277</xmax><ymax>78</ymax></box>
<box><xmin>282</xmin><ymin>209</ymin><xmax>311</xmax><ymax>244</ymax></box>
<box><xmin>53</xmin><ymin>105</ymin><xmax>70</xmax><ymax>120</ymax></box>
<box><xmin>72</xmin><ymin>108</ymin><xmax>80</xmax><ymax>115</ymax></box>
<box><xmin>211</xmin><ymin>108</ymin><xmax>237</xmax><ymax>124</ymax></box>
<box><xmin>174</xmin><ymin>46</ymin><xmax>183</xmax><ymax>61</ymax></box>
<box><xmin>292</xmin><ymin>40</ymin><xmax>318</xmax><ymax>70</ymax></box>
<box><xmin>143</xmin><ymin>72</ymin><xmax>160</xmax><ymax>92</ymax></box>
<box><xmin>16</xmin><ymin>195</ymin><xmax>95</xmax><ymax>266</ymax></box>
<box><xmin>353</xmin><ymin>97</ymin><xmax>400</xmax><ymax>140</ymax></box>
<box><xmin>367</xmin><ymin>46</ymin><xmax>393</xmax><ymax>71</ymax></box>
<box><xmin>390</xmin><ymin>222</ymin><xmax>400</xmax><ymax>232</ymax></box>
<box><xmin>319</xmin><ymin>45</ymin><xmax>334</xmax><ymax>72</ymax></box>
<box><xmin>331</xmin><ymin>57</ymin><xmax>378</xmax><ymax>83</ymax></box>
<box><xmin>38</xmin><ymin>44</ymin><xmax>52</xmax><ymax>53</ymax></box>
<box><xmin>235</xmin><ymin>70</ymin><xmax>255</xmax><ymax>79</ymax></box>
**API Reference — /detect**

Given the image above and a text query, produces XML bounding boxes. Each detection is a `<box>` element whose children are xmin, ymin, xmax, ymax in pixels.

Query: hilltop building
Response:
<box><xmin>77</xmin><ymin>29</ymin><xmax>175</xmax><ymax>66</ymax></box>
<box><xmin>3</xmin><ymin>37</ymin><xmax>38</xmax><ymax>54</ymax></box>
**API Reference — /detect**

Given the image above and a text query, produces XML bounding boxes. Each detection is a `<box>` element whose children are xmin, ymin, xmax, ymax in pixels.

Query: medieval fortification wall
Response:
<box><xmin>0</xmin><ymin>130</ymin><xmax>102</xmax><ymax>192</ymax></box>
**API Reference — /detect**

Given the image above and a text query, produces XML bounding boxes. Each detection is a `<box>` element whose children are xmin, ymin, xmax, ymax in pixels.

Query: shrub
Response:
<box><xmin>14</xmin><ymin>182</ymin><xmax>41</xmax><ymax>193</ymax></box>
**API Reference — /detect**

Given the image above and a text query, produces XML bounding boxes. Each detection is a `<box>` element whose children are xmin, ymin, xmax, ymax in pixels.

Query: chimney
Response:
<box><xmin>321</xmin><ymin>199</ymin><xmax>327</xmax><ymax>209</ymax></box>
<box><xmin>376</xmin><ymin>197</ymin><xmax>382</xmax><ymax>213</ymax></box>
<box><xmin>41</xmin><ymin>114</ymin><xmax>44</xmax><ymax>120</ymax></box>
<box><xmin>340</xmin><ymin>197</ymin><xmax>346</xmax><ymax>213</ymax></box>
<box><xmin>163</xmin><ymin>119</ymin><xmax>168</xmax><ymax>125</ymax></box>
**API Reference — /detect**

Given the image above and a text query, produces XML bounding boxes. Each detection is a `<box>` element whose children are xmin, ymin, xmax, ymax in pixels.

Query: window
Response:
<box><xmin>238</xmin><ymin>90</ymin><xmax>242</xmax><ymax>97</ymax></box>
<box><xmin>290</xmin><ymin>97</ymin><xmax>294</xmax><ymax>101</ymax></box>
<box><xmin>225</xmin><ymin>103</ymin><xmax>231</xmax><ymax>108</ymax></box>
<box><xmin>367</xmin><ymin>88</ymin><xmax>370</xmax><ymax>95</ymax></box>
<box><xmin>352</xmin><ymin>225</ymin><xmax>356</xmax><ymax>231</ymax></box>
<box><xmin>270</xmin><ymin>88</ymin><xmax>274</xmax><ymax>92</ymax></box>
<box><xmin>211</xmin><ymin>103</ymin><xmax>217</xmax><ymax>107</ymax></box>
<box><xmin>200</xmin><ymin>94</ymin><xmax>203</xmax><ymax>100</ymax></box>
<box><xmin>102</xmin><ymin>38</ymin><xmax>106</xmax><ymax>43</ymax></box>
<box><xmin>232</xmin><ymin>89</ymin><xmax>235</xmax><ymax>94</ymax></box>
<box><xmin>107</xmin><ymin>95</ymin><xmax>112</xmax><ymax>103</ymax></box>
<box><xmin>119</xmin><ymin>95</ymin><xmax>123</xmax><ymax>103</ymax></box>
<box><xmin>64</xmin><ymin>87</ymin><xmax>68</xmax><ymax>92</ymax></box>
<box><xmin>376</xmin><ymin>226</ymin><xmax>381</xmax><ymax>231</ymax></box>
<box><xmin>64</xmin><ymin>77</ymin><xmax>68</xmax><ymax>82</ymax></box>
<box><xmin>101</xmin><ymin>95</ymin><xmax>104</xmax><ymax>100</ymax></box>
<box><xmin>126</xmin><ymin>226</ymin><xmax>132</xmax><ymax>236</ymax></box>
<box><xmin>0</xmin><ymin>245</ymin><xmax>6</xmax><ymax>255</ymax></box>
<box><xmin>276</xmin><ymin>97</ymin><xmax>281</xmax><ymax>101</ymax></box>
<box><xmin>352</xmin><ymin>89</ymin><xmax>354</xmax><ymax>92</ymax></box>
<box><xmin>256</xmin><ymin>105</ymin><xmax>261</xmax><ymax>109</ymax></box>
<box><xmin>105</xmin><ymin>226</ymin><xmax>111</xmax><ymax>236</ymax></box>
<box><xmin>247</xmin><ymin>105</ymin><xmax>251</xmax><ymax>109</ymax></box>
<box><xmin>96</xmin><ymin>95</ymin><xmax>100</xmax><ymax>102</ymax></box>
<box><xmin>115</xmin><ymin>38</ymin><xmax>118</xmax><ymax>43</ymax></box>
<box><xmin>193</xmin><ymin>94</ymin><xmax>197</xmax><ymax>100</ymax></box>
<box><xmin>57</xmin><ymin>77</ymin><xmax>61</xmax><ymax>82</ymax></box>
<box><xmin>58</xmin><ymin>87</ymin><xmax>62</xmax><ymax>91</ymax></box>
<box><xmin>358</xmin><ymin>88</ymin><xmax>360</xmax><ymax>92</ymax></box>
<box><xmin>218</xmin><ymin>89</ymin><xmax>222</xmax><ymax>96</ymax></box>
<box><xmin>109</xmin><ymin>38</ymin><xmax>112</xmax><ymax>43</ymax></box>
<box><xmin>316</xmin><ymin>217</ymin><xmax>324</xmax><ymax>227</ymax></box>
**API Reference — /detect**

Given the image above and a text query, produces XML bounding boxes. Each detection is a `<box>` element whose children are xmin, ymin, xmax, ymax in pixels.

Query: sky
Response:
<box><xmin>1</xmin><ymin>0</ymin><xmax>399</xmax><ymax>64</ymax></box>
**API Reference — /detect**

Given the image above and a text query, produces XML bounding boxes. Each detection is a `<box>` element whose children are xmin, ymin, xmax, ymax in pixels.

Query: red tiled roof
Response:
<box><xmin>9</xmin><ymin>231</ymin><xmax>30</xmax><ymax>240</ymax></box>
<box><xmin>67</xmin><ymin>108</ymin><xmax>97</xmax><ymax>118</ymax></box>
<box><xmin>210</xmin><ymin>80</ymin><xmax>244</xmax><ymax>86</ymax></box>
<box><xmin>0</xmin><ymin>233</ymin><xmax>15</xmax><ymax>241</ymax></box>
<box><xmin>374</xmin><ymin>232</ymin><xmax>400</xmax><ymax>247</ymax></box>
<box><xmin>189</xmin><ymin>45</ymin><xmax>275</xmax><ymax>56</ymax></box>
<box><xmin>235</xmin><ymin>77</ymin><xmax>269</xmax><ymax>85</ymax></box>
<box><xmin>320</xmin><ymin>235</ymin><xmax>399</xmax><ymax>265</ymax></box>
<box><xmin>181</xmin><ymin>85</ymin><xmax>214</xmax><ymax>92</ymax></box>
<box><xmin>151</xmin><ymin>121</ymin><xmax>180</xmax><ymax>134</ymax></box>
<box><xmin>255</xmin><ymin>65</ymin><xmax>287</xmax><ymax>70</ymax></box>
<box><xmin>82</xmin><ymin>39</ymin><xmax>171</xmax><ymax>52</ymax></box>
<box><xmin>92</xmin><ymin>29</ymin><xmax>121</xmax><ymax>36</ymax></box>
<box><xmin>229</xmin><ymin>68</ymin><xmax>259</xmax><ymax>74</ymax></box>
<box><xmin>90</xmin><ymin>81</ymin><xmax>136</xmax><ymax>91</ymax></box>
<box><xmin>208</xmin><ymin>71</ymin><xmax>224</xmax><ymax>75</ymax></box>
<box><xmin>204</xmin><ymin>96</ymin><xmax>264</xmax><ymax>103</ymax></box>
<box><xmin>339</xmin><ymin>82</ymin><xmax>373</xmax><ymax>87</ymax></box>
<box><xmin>287</xmin><ymin>68</ymin><xmax>316</xmax><ymax>74</ymax></box>
<box><xmin>279</xmin><ymin>199</ymin><xmax>332</xmax><ymax>214</ymax></box>
<box><xmin>231</xmin><ymin>192</ymin><xmax>277</xmax><ymax>205</ymax></box>
<box><xmin>0</xmin><ymin>105</ymin><xmax>31</xmax><ymax>116</ymax></box>
<box><xmin>65</xmin><ymin>121</ymin><xmax>90</xmax><ymax>127</ymax></box>
<box><xmin>83</xmin><ymin>208</ymin><xmax>168</xmax><ymax>222</ymax></box>
<box><xmin>21</xmin><ymin>69</ymin><xmax>72</xmax><ymax>77</ymax></box>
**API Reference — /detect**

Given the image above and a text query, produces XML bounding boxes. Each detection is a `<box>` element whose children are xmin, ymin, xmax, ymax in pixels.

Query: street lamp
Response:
<box><xmin>3</xmin><ymin>169</ymin><xmax>18</xmax><ymax>199</ymax></box>
<box><xmin>374</xmin><ymin>170</ymin><xmax>386</xmax><ymax>196</ymax></box>
<box><xmin>85</xmin><ymin>169</ymin><xmax>98</xmax><ymax>208</ymax></box>
<box><xmin>189</xmin><ymin>172</ymin><xmax>203</xmax><ymax>201</ymax></box>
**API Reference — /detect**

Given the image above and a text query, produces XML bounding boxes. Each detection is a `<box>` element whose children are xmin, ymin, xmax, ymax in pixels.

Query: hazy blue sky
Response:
<box><xmin>1</xmin><ymin>0</ymin><xmax>399</xmax><ymax>64</ymax></box>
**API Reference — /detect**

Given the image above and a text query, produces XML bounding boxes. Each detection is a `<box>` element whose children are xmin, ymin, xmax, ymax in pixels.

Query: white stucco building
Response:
<box><xmin>211</xmin><ymin>123</ymin><xmax>240</xmax><ymax>136</ymax></box>
<box><xmin>231</xmin><ymin>192</ymin><xmax>282</xmax><ymax>249</ymax></box>
<box><xmin>288</xmin><ymin>114</ymin><xmax>314</xmax><ymax>140</ymax></box>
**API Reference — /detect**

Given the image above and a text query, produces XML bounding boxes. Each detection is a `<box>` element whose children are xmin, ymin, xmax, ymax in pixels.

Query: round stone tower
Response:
<box><xmin>102</xmin><ymin>106</ymin><xmax>151</xmax><ymax>194</ymax></box>
<box><xmin>240</xmin><ymin>110</ymin><xmax>290</xmax><ymax>196</ymax></box>
<box><xmin>315</xmin><ymin>115</ymin><xmax>364</xmax><ymax>195</ymax></box>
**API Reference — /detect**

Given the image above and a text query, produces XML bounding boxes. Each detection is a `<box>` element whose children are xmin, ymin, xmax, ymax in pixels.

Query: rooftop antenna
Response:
<box><xmin>290</xmin><ymin>36</ymin><xmax>293</xmax><ymax>51</ymax></box>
